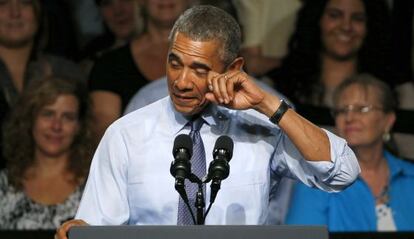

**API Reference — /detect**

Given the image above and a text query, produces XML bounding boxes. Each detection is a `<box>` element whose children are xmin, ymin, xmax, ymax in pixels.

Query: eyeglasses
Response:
<box><xmin>331</xmin><ymin>105</ymin><xmax>383</xmax><ymax>117</ymax></box>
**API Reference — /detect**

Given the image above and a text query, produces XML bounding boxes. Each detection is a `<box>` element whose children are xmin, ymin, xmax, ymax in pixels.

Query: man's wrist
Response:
<box><xmin>269</xmin><ymin>100</ymin><xmax>291</xmax><ymax>125</ymax></box>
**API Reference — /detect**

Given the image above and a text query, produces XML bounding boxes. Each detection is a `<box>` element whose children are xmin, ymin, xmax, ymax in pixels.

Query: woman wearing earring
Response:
<box><xmin>286</xmin><ymin>74</ymin><xmax>414</xmax><ymax>231</ymax></box>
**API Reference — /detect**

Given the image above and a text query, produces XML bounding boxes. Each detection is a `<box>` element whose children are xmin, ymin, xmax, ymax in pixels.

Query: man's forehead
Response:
<box><xmin>170</xmin><ymin>33</ymin><xmax>222</xmax><ymax>58</ymax></box>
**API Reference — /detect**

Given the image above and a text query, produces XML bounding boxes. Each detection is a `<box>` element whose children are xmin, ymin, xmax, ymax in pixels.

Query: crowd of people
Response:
<box><xmin>0</xmin><ymin>0</ymin><xmax>413</xmax><ymax>235</ymax></box>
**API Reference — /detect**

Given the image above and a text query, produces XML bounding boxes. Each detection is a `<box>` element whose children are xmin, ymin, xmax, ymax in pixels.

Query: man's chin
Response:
<box><xmin>173</xmin><ymin>101</ymin><xmax>209</xmax><ymax>116</ymax></box>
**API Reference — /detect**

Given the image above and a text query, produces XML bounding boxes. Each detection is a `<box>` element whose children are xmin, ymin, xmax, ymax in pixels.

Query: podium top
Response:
<box><xmin>68</xmin><ymin>225</ymin><xmax>328</xmax><ymax>239</ymax></box>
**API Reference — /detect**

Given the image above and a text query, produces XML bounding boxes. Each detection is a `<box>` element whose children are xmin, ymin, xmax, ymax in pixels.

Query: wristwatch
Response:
<box><xmin>269</xmin><ymin>100</ymin><xmax>291</xmax><ymax>125</ymax></box>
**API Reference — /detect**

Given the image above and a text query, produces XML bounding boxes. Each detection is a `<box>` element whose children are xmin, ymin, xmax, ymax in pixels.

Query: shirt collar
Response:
<box><xmin>166</xmin><ymin>97</ymin><xmax>228</xmax><ymax>135</ymax></box>
<box><xmin>384</xmin><ymin>150</ymin><xmax>414</xmax><ymax>178</ymax></box>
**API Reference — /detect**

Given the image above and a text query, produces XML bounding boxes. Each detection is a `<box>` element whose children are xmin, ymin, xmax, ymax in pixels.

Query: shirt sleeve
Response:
<box><xmin>272</xmin><ymin>129</ymin><xmax>360</xmax><ymax>192</ymax></box>
<box><xmin>75</xmin><ymin>125</ymin><xmax>130</xmax><ymax>225</ymax></box>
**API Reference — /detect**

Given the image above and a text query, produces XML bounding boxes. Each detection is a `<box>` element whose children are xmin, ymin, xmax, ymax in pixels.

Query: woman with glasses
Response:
<box><xmin>286</xmin><ymin>74</ymin><xmax>414</xmax><ymax>231</ymax></box>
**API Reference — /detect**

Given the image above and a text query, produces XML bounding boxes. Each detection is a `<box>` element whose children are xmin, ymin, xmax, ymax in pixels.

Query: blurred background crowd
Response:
<box><xmin>0</xmin><ymin>0</ymin><xmax>413</xmax><ymax>233</ymax></box>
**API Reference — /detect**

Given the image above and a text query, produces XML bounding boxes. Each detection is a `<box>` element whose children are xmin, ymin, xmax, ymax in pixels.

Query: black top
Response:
<box><xmin>89</xmin><ymin>44</ymin><xmax>151</xmax><ymax>111</ymax></box>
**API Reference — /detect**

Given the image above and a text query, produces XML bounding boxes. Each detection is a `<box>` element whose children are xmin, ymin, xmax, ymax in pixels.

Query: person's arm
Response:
<box><xmin>90</xmin><ymin>91</ymin><xmax>122</xmax><ymax>143</ymax></box>
<box><xmin>206</xmin><ymin>69</ymin><xmax>359</xmax><ymax>191</ymax></box>
<box><xmin>206</xmin><ymin>70</ymin><xmax>330</xmax><ymax>162</ymax></box>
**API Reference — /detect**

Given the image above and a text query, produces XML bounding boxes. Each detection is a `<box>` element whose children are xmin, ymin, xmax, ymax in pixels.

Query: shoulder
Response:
<box><xmin>41</xmin><ymin>54</ymin><xmax>87</xmax><ymax>82</ymax></box>
<box><xmin>90</xmin><ymin>44</ymin><xmax>140</xmax><ymax>81</ymax></box>
<box><xmin>124</xmin><ymin>77</ymin><xmax>168</xmax><ymax>114</ymax></box>
<box><xmin>93</xmin><ymin>44</ymin><xmax>132</xmax><ymax>67</ymax></box>
<box><xmin>395</xmin><ymin>82</ymin><xmax>414</xmax><ymax>110</ymax></box>
<box><xmin>293</xmin><ymin>181</ymin><xmax>330</xmax><ymax>198</ymax></box>
<box><xmin>387</xmin><ymin>152</ymin><xmax>414</xmax><ymax>173</ymax></box>
<box><xmin>108</xmin><ymin>97</ymin><xmax>170</xmax><ymax>135</ymax></box>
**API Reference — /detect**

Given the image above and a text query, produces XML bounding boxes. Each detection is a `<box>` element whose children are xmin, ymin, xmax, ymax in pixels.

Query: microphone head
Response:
<box><xmin>173</xmin><ymin>134</ymin><xmax>193</xmax><ymax>156</ymax></box>
<box><xmin>213</xmin><ymin>135</ymin><xmax>234</xmax><ymax>160</ymax></box>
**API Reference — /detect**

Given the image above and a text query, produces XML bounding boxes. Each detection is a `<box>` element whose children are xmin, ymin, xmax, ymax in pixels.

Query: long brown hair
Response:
<box><xmin>3</xmin><ymin>76</ymin><xmax>94</xmax><ymax>190</ymax></box>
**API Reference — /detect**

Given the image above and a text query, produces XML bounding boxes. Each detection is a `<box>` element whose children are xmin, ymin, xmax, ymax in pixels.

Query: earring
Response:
<box><xmin>382</xmin><ymin>131</ymin><xmax>391</xmax><ymax>142</ymax></box>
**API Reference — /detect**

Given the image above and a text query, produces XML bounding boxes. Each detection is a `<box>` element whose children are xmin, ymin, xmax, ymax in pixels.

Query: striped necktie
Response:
<box><xmin>177</xmin><ymin>118</ymin><xmax>206</xmax><ymax>225</ymax></box>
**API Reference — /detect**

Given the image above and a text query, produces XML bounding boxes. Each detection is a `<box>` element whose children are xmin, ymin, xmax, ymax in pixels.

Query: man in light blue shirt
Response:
<box><xmin>56</xmin><ymin>5</ymin><xmax>359</xmax><ymax>238</ymax></box>
<box><xmin>123</xmin><ymin>75</ymin><xmax>296</xmax><ymax>225</ymax></box>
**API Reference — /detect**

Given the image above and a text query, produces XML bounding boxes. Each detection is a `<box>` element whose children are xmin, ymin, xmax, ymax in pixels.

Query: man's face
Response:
<box><xmin>167</xmin><ymin>33</ymin><xmax>226</xmax><ymax>116</ymax></box>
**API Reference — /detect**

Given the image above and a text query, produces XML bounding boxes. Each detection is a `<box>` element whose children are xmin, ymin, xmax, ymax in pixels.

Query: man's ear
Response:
<box><xmin>226</xmin><ymin>57</ymin><xmax>244</xmax><ymax>71</ymax></box>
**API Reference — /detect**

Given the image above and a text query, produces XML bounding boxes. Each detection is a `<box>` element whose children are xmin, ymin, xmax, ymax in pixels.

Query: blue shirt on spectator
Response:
<box><xmin>286</xmin><ymin>151</ymin><xmax>414</xmax><ymax>231</ymax></box>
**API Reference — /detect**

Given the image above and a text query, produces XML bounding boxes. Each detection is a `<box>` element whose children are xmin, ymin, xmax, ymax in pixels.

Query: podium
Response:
<box><xmin>68</xmin><ymin>225</ymin><xmax>328</xmax><ymax>239</ymax></box>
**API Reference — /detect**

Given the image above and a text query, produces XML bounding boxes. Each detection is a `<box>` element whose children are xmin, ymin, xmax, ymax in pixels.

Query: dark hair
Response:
<box><xmin>168</xmin><ymin>5</ymin><xmax>241</xmax><ymax>66</ymax></box>
<box><xmin>271</xmin><ymin>0</ymin><xmax>392</xmax><ymax>105</ymax></box>
<box><xmin>3</xmin><ymin>76</ymin><xmax>94</xmax><ymax>190</ymax></box>
<box><xmin>333</xmin><ymin>73</ymin><xmax>397</xmax><ymax>113</ymax></box>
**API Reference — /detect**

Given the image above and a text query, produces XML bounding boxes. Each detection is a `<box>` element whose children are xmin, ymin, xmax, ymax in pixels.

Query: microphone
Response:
<box><xmin>170</xmin><ymin>134</ymin><xmax>193</xmax><ymax>184</ymax></box>
<box><xmin>205</xmin><ymin>135</ymin><xmax>233</xmax><ymax>203</ymax></box>
<box><xmin>170</xmin><ymin>134</ymin><xmax>197</xmax><ymax>224</ymax></box>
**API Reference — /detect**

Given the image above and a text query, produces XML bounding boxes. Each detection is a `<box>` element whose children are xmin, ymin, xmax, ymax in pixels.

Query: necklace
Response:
<box><xmin>375</xmin><ymin>184</ymin><xmax>390</xmax><ymax>205</ymax></box>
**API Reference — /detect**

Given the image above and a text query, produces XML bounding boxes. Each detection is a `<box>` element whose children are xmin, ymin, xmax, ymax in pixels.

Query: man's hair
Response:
<box><xmin>168</xmin><ymin>5</ymin><xmax>241</xmax><ymax>66</ymax></box>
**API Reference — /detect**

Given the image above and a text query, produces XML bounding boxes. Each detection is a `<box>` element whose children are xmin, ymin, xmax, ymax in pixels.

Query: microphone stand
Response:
<box><xmin>195</xmin><ymin>183</ymin><xmax>205</xmax><ymax>225</ymax></box>
<box><xmin>188</xmin><ymin>173</ymin><xmax>206</xmax><ymax>225</ymax></box>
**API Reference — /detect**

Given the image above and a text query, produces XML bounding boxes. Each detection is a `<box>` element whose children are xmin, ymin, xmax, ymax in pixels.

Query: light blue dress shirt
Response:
<box><xmin>76</xmin><ymin>97</ymin><xmax>359</xmax><ymax>225</ymax></box>
<box><xmin>286</xmin><ymin>151</ymin><xmax>414</xmax><ymax>231</ymax></box>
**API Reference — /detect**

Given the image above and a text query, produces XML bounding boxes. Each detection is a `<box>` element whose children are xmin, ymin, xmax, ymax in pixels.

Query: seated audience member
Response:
<box><xmin>89</xmin><ymin>0</ymin><xmax>192</xmax><ymax>143</ymax></box>
<box><xmin>0</xmin><ymin>76</ymin><xmax>94</xmax><ymax>230</ymax></box>
<box><xmin>286</xmin><ymin>74</ymin><xmax>414</xmax><ymax>231</ymax></box>
<box><xmin>269</xmin><ymin>0</ymin><xmax>393</xmax><ymax>107</ymax></box>
<box><xmin>55</xmin><ymin>6</ymin><xmax>359</xmax><ymax>238</ymax></box>
<box><xmin>78</xmin><ymin>0</ymin><xmax>143</xmax><ymax>73</ymax></box>
<box><xmin>0</xmin><ymin>0</ymin><xmax>86</xmax><ymax>169</ymax></box>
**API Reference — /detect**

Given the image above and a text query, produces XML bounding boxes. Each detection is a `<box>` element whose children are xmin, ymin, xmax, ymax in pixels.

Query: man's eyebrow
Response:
<box><xmin>168</xmin><ymin>53</ymin><xmax>182</xmax><ymax>63</ymax></box>
<box><xmin>190</xmin><ymin>62</ymin><xmax>211</xmax><ymax>71</ymax></box>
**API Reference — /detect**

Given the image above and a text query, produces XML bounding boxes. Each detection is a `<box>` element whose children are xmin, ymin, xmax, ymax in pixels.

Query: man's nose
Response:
<box><xmin>174</xmin><ymin>69</ymin><xmax>192</xmax><ymax>90</ymax></box>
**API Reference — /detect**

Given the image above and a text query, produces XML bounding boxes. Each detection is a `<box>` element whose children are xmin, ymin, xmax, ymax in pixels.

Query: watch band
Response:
<box><xmin>269</xmin><ymin>100</ymin><xmax>291</xmax><ymax>125</ymax></box>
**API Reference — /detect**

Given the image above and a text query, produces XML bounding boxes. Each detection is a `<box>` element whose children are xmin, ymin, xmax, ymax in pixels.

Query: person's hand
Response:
<box><xmin>55</xmin><ymin>219</ymin><xmax>88</xmax><ymax>239</ymax></box>
<box><xmin>205</xmin><ymin>70</ymin><xmax>273</xmax><ymax>111</ymax></box>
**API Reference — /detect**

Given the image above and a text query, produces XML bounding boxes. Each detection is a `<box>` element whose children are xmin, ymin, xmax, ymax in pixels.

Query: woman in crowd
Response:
<box><xmin>0</xmin><ymin>77</ymin><xmax>94</xmax><ymax>229</ymax></box>
<box><xmin>269</xmin><ymin>0</ymin><xmax>392</xmax><ymax>107</ymax></box>
<box><xmin>286</xmin><ymin>74</ymin><xmax>414</xmax><ymax>231</ymax></box>
<box><xmin>78</xmin><ymin>0</ymin><xmax>143</xmax><ymax>72</ymax></box>
<box><xmin>0</xmin><ymin>0</ymin><xmax>86</xmax><ymax>169</ymax></box>
<box><xmin>89</xmin><ymin>0</ymin><xmax>192</xmax><ymax>142</ymax></box>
